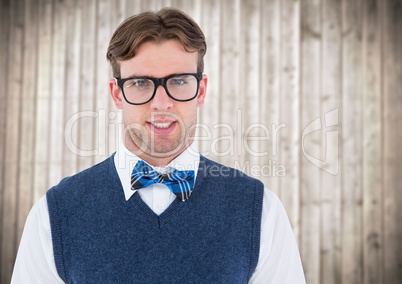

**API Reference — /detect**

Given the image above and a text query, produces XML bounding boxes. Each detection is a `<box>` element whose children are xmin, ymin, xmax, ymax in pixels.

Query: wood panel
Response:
<box><xmin>216</xmin><ymin>0</ymin><xmax>241</xmax><ymax>168</ymax></box>
<box><xmin>94</xmin><ymin>0</ymin><xmax>113</xmax><ymax>164</ymax></box>
<box><xmin>238</xmin><ymin>0</ymin><xmax>261</xmax><ymax>171</ymax></box>
<box><xmin>300</xmin><ymin>0</ymin><xmax>322</xmax><ymax>282</ymax></box>
<box><xmin>0</xmin><ymin>0</ymin><xmax>402</xmax><ymax>283</ymax></box>
<box><xmin>198</xmin><ymin>0</ymin><xmax>221</xmax><ymax>160</ymax></box>
<box><xmin>76</xmin><ymin>0</ymin><xmax>96</xmax><ymax>171</ymax></box>
<box><xmin>48</xmin><ymin>0</ymin><xmax>68</xmax><ymax>188</ymax></box>
<box><xmin>33</xmin><ymin>0</ymin><xmax>52</xmax><ymax>201</ymax></box>
<box><xmin>320</xmin><ymin>0</ymin><xmax>342</xmax><ymax>282</ymax></box>
<box><xmin>16</xmin><ymin>0</ymin><xmax>39</xmax><ymax>246</ymax></box>
<box><xmin>258</xmin><ymin>0</ymin><xmax>281</xmax><ymax>195</ymax></box>
<box><xmin>382</xmin><ymin>0</ymin><xmax>402</xmax><ymax>283</ymax></box>
<box><xmin>341</xmin><ymin>0</ymin><xmax>364</xmax><ymax>282</ymax></box>
<box><xmin>362</xmin><ymin>0</ymin><xmax>384</xmax><ymax>283</ymax></box>
<box><xmin>63</xmin><ymin>0</ymin><xmax>81</xmax><ymax>177</ymax></box>
<box><xmin>107</xmin><ymin>0</ymin><xmax>126</xmax><ymax>154</ymax></box>
<box><xmin>1</xmin><ymin>0</ymin><xmax>24</xmax><ymax>282</ymax></box>
<box><xmin>279</xmin><ymin>0</ymin><xmax>301</xmax><ymax>242</ymax></box>
<box><xmin>0</xmin><ymin>0</ymin><xmax>10</xmax><ymax>278</ymax></box>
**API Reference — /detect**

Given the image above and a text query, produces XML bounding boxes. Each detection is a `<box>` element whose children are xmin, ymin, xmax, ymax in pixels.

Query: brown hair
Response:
<box><xmin>106</xmin><ymin>8</ymin><xmax>207</xmax><ymax>78</ymax></box>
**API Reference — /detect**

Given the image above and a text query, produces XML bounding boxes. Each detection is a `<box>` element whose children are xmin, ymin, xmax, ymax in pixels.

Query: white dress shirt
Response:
<box><xmin>11</xmin><ymin>142</ymin><xmax>306</xmax><ymax>283</ymax></box>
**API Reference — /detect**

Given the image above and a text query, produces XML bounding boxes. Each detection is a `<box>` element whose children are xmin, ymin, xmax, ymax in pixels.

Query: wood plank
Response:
<box><xmin>94</xmin><ymin>0</ymin><xmax>112</xmax><ymax>163</ymax></box>
<box><xmin>33</xmin><ymin>0</ymin><xmax>53</xmax><ymax>201</ymax></box>
<box><xmin>107</xmin><ymin>0</ymin><xmax>126</xmax><ymax>154</ymax></box>
<box><xmin>382</xmin><ymin>0</ymin><xmax>402</xmax><ymax>283</ymax></box>
<box><xmin>0</xmin><ymin>0</ymin><xmax>11</xmax><ymax>281</ymax></box>
<box><xmin>278</xmin><ymin>0</ymin><xmax>301</xmax><ymax>242</ymax></box>
<box><xmin>341</xmin><ymin>0</ymin><xmax>364</xmax><ymax>282</ymax></box>
<box><xmin>144</xmin><ymin>0</ymin><xmax>172</xmax><ymax>11</ymax></box>
<box><xmin>320</xmin><ymin>0</ymin><xmax>342</xmax><ymax>283</ymax></box>
<box><xmin>300</xmin><ymin>0</ymin><xmax>322</xmax><ymax>283</ymax></box>
<box><xmin>237</xmin><ymin>0</ymin><xmax>261</xmax><ymax>174</ymax></box>
<box><xmin>197</xmin><ymin>0</ymin><xmax>222</xmax><ymax>161</ymax></box>
<box><xmin>76</xmin><ymin>0</ymin><xmax>96</xmax><ymax>171</ymax></box>
<box><xmin>48</xmin><ymin>0</ymin><xmax>67</xmax><ymax>187</ymax></box>
<box><xmin>109</xmin><ymin>0</ymin><xmax>126</xmax><ymax>31</ymax></box>
<box><xmin>16</xmin><ymin>0</ymin><xmax>39</xmax><ymax>247</ymax></box>
<box><xmin>0</xmin><ymin>0</ymin><xmax>24</xmax><ymax>282</ymax></box>
<box><xmin>170</xmin><ymin>0</ymin><xmax>200</xmax><ymax>23</ymax></box>
<box><xmin>125</xmin><ymin>0</ymin><xmax>145</xmax><ymax>16</ymax></box>
<box><xmin>258</xmin><ymin>0</ymin><xmax>281</xmax><ymax>195</ymax></box>
<box><xmin>63</xmin><ymin>0</ymin><xmax>81</xmax><ymax>177</ymax></box>
<box><xmin>362</xmin><ymin>0</ymin><xmax>384</xmax><ymax>283</ymax></box>
<box><xmin>0</xmin><ymin>0</ymin><xmax>10</xmax><ymax>199</ymax></box>
<box><xmin>217</xmin><ymin>0</ymin><xmax>241</xmax><ymax>168</ymax></box>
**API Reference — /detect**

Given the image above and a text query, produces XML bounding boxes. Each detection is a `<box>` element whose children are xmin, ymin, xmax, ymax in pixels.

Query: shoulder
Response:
<box><xmin>47</xmin><ymin>155</ymin><xmax>116</xmax><ymax>198</ymax></box>
<box><xmin>197</xmin><ymin>156</ymin><xmax>265</xmax><ymax>203</ymax></box>
<box><xmin>199</xmin><ymin>155</ymin><xmax>264</xmax><ymax>185</ymax></box>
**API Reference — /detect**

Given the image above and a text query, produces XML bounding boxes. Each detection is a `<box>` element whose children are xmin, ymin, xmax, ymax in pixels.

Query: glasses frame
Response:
<box><xmin>114</xmin><ymin>73</ymin><xmax>203</xmax><ymax>105</ymax></box>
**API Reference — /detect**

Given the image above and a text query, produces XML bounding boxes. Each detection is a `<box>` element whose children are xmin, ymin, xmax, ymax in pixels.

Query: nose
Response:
<box><xmin>150</xmin><ymin>85</ymin><xmax>173</xmax><ymax>110</ymax></box>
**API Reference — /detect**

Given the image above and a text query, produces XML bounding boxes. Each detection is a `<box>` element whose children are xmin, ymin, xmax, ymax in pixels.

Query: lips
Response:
<box><xmin>148</xmin><ymin>120</ymin><xmax>177</xmax><ymax>135</ymax></box>
<box><xmin>151</xmin><ymin>122</ymin><xmax>173</xmax><ymax>129</ymax></box>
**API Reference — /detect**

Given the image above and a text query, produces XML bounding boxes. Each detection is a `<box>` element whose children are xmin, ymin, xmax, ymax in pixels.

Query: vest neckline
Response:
<box><xmin>125</xmin><ymin>156</ymin><xmax>207</xmax><ymax>228</ymax></box>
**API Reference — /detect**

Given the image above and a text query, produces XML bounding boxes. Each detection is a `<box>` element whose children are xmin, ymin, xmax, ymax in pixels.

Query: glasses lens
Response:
<box><xmin>166</xmin><ymin>74</ymin><xmax>198</xmax><ymax>101</ymax></box>
<box><xmin>122</xmin><ymin>78</ymin><xmax>154</xmax><ymax>104</ymax></box>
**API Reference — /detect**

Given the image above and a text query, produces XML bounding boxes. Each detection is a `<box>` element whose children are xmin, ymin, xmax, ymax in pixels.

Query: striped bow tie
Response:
<box><xmin>131</xmin><ymin>160</ymin><xmax>195</xmax><ymax>202</ymax></box>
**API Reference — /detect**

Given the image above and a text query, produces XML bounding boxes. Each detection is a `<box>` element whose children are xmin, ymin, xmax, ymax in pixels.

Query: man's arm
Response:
<box><xmin>11</xmin><ymin>196</ymin><xmax>64</xmax><ymax>284</ymax></box>
<box><xmin>249</xmin><ymin>188</ymin><xmax>306</xmax><ymax>284</ymax></box>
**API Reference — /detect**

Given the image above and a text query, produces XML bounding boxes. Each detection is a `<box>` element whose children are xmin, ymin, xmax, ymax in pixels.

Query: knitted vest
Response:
<box><xmin>46</xmin><ymin>155</ymin><xmax>264</xmax><ymax>284</ymax></box>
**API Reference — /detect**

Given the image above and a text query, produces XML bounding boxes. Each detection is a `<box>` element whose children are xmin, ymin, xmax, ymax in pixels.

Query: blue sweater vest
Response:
<box><xmin>46</xmin><ymin>155</ymin><xmax>264</xmax><ymax>283</ymax></box>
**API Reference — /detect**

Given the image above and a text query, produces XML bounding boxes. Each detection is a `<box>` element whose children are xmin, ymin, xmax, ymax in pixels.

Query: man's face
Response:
<box><xmin>109</xmin><ymin>40</ymin><xmax>207</xmax><ymax>166</ymax></box>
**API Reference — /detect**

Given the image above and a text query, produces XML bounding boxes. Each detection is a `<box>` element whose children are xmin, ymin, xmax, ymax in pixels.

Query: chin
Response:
<box><xmin>150</xmin><ymin>139</ymin><xmax>187</xmax><ymax>157</ymax></box>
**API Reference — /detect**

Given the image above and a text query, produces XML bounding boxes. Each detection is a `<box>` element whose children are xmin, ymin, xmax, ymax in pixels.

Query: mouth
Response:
<box><xmin>151</xmin><ymin>121</ymin><xmax>173</xmax><ymax>129</ymax></box>
<box><xmin>148</xmin><ymin>120</ymin><xmax>177</xmax><ymax>135</ymax></box>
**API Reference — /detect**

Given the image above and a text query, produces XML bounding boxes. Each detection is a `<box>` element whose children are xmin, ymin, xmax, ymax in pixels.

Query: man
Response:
<box><xmin>12</xmin><ymin>8</ymin><xmax>305</xmax><ymax>283</ymax></box>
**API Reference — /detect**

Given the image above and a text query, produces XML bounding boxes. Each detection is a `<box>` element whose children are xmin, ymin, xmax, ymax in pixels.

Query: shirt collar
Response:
<box><xmin>114</xmin><ymin>141</ymin><xmax>200</xmax><ymax>201</ymax></box>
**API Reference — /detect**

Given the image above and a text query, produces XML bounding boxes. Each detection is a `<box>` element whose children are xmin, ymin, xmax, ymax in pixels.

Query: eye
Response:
<box><xmin>169</xmin><ymin>77</ymin><xmax>187</xmax><ymax>86</ymax></box>
<box><xmin>125</xmin><ymin>79</ymin><xmax>152</xmax><ymax>88</ymax></box>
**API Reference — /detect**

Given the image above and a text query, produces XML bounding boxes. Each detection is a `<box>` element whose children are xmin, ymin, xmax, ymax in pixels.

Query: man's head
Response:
<box><xmin>107</xmin><ymin>8</ymin><xmax>208</xmax><ymax>167</ymax></box>
<box><xmin>107</xmin><ymin>8</ymin><xmax>207</xmax><ymax>78</ymax></box>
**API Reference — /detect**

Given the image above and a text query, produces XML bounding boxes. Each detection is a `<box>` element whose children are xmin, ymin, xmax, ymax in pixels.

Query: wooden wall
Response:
<box><xmin>1</xmin><ymin>0</ymin><xmax>401</xmax><ymax>283</ymax></box>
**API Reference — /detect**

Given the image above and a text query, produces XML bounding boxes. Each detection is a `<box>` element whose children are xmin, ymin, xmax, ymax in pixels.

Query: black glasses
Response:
<box><xmin>115</xmin><ymin>73</ymin><xmax>203</xmax><ymax>105</ymax></box>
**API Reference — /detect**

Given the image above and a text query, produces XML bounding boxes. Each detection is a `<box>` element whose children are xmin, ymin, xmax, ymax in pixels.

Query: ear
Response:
<box><xmin>109</xmin><ymin>79</ymin><xmax>123</xmax><ymax>109</ymax></box>
<box><xmin>196</xmin><ymin>74</ymin><xmax>208</xmax><ymax>107</ymax></box>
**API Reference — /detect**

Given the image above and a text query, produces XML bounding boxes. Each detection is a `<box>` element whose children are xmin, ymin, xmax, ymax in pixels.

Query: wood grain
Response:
<box><xmin>320</xmin><ymin>0</ymin><xmax>342</xmax><ymax>282</ymax></box>
<box><xmin>362</xmin><ymin>0</ymin><xmax>384</xmax><ymax>283</ymax></box>
<box><xmin>300</xmin><ymin>0</ymin><xmax>322</xmax><ymax>282</ymax></box>
<box><xmin>382</xmin><ymin>0</ymin><xmax>402</xmax><ymax>283</ymax></box>
<box><xmin>1</xmin><ymin>0</ymin><xmax>24</xmax><ymax>282</ymax></box>
<box><xmin>33</xmin><ymin>0</ymin><xmax>52</xmax><ymax>202</ymax></box>
<box><xmin>0</xmin><ymin>0</ymin><xmax>10</xmax><ymax>278</ymax></box>
<box><xmin>341</xmin><ymin>0</ymin><xmax>364</xmax><ymax>282</ymax></box>
<box><xmin>16</xmin><ymin>0</ymin><xmax>39</xmax><ymax>247</ymax></box>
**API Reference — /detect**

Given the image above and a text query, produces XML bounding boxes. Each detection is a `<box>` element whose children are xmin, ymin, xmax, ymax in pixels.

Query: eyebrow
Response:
<box><xmin>119</xmin><ymin>72</ymin><xmax>195</xmax><ymax>79</ymax></box>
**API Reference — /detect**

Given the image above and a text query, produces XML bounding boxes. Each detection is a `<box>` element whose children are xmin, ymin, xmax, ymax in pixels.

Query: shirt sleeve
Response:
<box><xmin>249</xmin><ymin>188</ymin><xmax>306</xmax><ymax>284</ymax></box>
<box><xmin>11</xmin><ymin>195</ymin><xmax>65</xmax><ymax>284</ymax></box>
